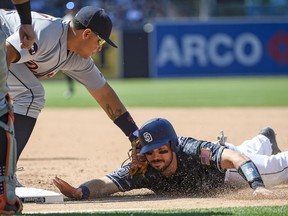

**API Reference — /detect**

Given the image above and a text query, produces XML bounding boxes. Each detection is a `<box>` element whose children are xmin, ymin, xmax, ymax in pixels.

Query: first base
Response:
<box><xmin>16</xmin><ymin>187</ymin><xmax>64</xmax><ymax>203</ymax></box>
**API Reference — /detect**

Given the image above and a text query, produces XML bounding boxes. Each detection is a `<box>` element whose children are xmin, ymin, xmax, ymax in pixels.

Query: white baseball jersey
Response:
<box><xmin>0</xmin><ymin>9</ymin><xmax>106</xmax><ymax>117</ymax></box>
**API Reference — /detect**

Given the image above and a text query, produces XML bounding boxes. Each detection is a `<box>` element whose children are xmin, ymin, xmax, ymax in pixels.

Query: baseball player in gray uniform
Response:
<box><xmin>2</xmin><ymin>6</ymin><xmax>143</xmax><ymax>182</ymax></box>
<box><xmin>0</xmin><ymin>0</ymin><xmax>35</xmax><ymax>214</ymax></box>
<box><xmin>53</xmin><ymin>118</ymin><xmax>288</xmax><ymax>200</ymax></box>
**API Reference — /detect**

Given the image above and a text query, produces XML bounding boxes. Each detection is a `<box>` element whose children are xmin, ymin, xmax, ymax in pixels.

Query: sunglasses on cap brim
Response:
<box><xmin>96</xmin><ymin>34</ymin><xmax>106</xmax><ymax>46</ymax></box>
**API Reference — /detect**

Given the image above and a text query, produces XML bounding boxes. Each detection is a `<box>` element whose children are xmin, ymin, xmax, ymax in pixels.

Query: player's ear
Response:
<box><xmin>82</xmin><ymin>28</ymin><xmax>93</xmax><ymax>39</ymax></box>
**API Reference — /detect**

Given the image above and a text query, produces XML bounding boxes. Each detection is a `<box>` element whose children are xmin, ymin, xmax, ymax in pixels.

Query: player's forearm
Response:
<box><xmin>89</xmin><ymin>83</ymin><xmax>127</xmax><ymax>121</ymax></box>
<box><xmin>79</xmin><ymin>177</ymin><xmax>120</xmax><ymax>199</ymax></box>
<box><xmin>238</xmin><ymin>160</ymin><xmax>265</xmax><ymax>190</ymax></box>
<box><xmin>53</xmin><ymin>176</ymin><xmax>119</xmax><ymax>200</ymax></box>
<box><xmin>221</xmin><ymin>149</ymin><xmax>265</xmax><ymax>190</ymax></box>
<box><xmin>12</xmin><ymin>0</ymin><xmax>32</xmax><ymax>25</ymax></box>
<box><xmin>89</xmin><ymin>83</ymin><xmax>138</xmax><ymax>139</ymax></box>
<box><xmin>220</xmin><ymin>149</ymin><xmax>250</xmax><ymax>169</ymax></box>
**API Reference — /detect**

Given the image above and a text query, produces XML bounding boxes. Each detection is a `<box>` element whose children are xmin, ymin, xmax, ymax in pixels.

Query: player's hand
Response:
<box><xmin>129</xmin><ymin>159</ymin><xmax>148</xmax><ymax>175</ymax></box>
<box><xmin>53</xmin><ymin>176</ymin><xmax>83</xmax><ymax>199</ymax></box>
<box><xmin>129</xmin><ymin>132</ymin><xmax>148</xmax><ymax>175</ymax></box>
<box><xmin>253</xmin><ymin>186</ymin><xmax>274</xmax><ymax>198</ymax></box>
<box><xmin>19</xmin><ymin>24</ymin><xmax>36</xmax><ymax>49</ymax></box>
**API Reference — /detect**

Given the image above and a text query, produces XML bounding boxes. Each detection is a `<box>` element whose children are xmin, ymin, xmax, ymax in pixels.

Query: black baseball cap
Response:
<box><xmin>75</xmin><ymin>6</ymin><xmax>117</xmax><ymax>48</ymax></box>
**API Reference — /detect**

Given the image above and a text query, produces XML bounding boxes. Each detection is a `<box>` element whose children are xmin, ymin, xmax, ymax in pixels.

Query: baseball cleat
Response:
<box><xmin>15</xmin><ymin>176</ymin><xmax>25</xmax><ymax>188</ymax></box>
<box><xmin>15</xmin><ymin>167</ymin><xmax>25</xmax><ymax>187</ymax></box>
<box><xmin>259</xmin><ymin>127</ymin><xmax>281</xmax><ymax>154</ymax></box>
<box><xmin>0</xmin><ymin>194</ymin><xmax>23</xmax><ymax>214</ymax></box>
<box><xmin>217</xmin><ymin>130</ymin><xmax>227</xmax><ymax>146</ymax></box>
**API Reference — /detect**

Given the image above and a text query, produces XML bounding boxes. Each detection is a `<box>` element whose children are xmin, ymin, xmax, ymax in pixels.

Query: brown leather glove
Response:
<box><xmin>129</xmin><ymin>137</ymin><xmax>148</xmax><ymax>175</ymax></box>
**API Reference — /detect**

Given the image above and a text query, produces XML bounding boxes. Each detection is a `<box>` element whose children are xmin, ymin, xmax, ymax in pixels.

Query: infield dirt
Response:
<box><xmin>17</xmin><ymin>108</ymin><xmax>288</xmax><ymax>213</ymax></box>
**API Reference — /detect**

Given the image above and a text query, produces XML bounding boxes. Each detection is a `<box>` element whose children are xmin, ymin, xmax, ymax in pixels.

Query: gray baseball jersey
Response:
<box><xmin>0</xmin><ymin>9</ymin><xmax>106</xmax><ymax>117</ymax></box>
<box><xmin>0</xmin><ymin>24</ymin><xmax>9</xmax><ymax>110</ymax></box>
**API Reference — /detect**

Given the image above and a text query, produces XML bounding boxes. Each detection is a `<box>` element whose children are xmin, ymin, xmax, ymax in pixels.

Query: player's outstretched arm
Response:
<box><xmin>53</xmin><ymin>176</ymin><xmax>120</xmax><ymax>199</ymax></box>
<box><xmin>12</xmin><ymin>0</ymin><xmax>36</xmax><ymax>49</ymax></box>
<box><xmin>220</xmin><ymin>148</ymin><xmax>250</xmax><ymax>169</ymax></box>
<box><xmin>88</xmin><ymin>82</ymin><xmax>127</xmax><ymax>121</ymax></box>
<box><xmin>53</xmin><ymin>176</ymin><xmax>83</xmax><ymax>199</ymax></box>
<box><xmin>221</xmin><ymin>149</ymin><xmax>274</xmax><ymax>196</ymax></box>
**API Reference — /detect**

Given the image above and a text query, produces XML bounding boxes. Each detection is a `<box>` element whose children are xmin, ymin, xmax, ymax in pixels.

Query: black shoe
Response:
<box><xmin>259</xmin><ymin>127</ymin><xmax>281</xmax><ymax>154</ymax></box>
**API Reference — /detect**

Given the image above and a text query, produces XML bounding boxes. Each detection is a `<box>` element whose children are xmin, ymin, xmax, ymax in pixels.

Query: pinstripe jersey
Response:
<box><xmin>0</xmin><ymin>9</ymin><xmax>106</xmax><ymax>90</ymax></box>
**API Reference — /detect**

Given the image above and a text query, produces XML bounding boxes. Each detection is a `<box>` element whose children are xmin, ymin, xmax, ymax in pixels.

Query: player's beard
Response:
<box><xmin>151</xmin><ymin>152</ymin><xmax>174</xmax><ymax>173</ymax></box>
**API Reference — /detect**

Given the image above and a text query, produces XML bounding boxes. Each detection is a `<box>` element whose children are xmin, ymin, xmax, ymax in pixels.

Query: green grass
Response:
<box><xmin>43</xmin><ymin>76</ymin><xmax>288</xmax><ymax>108</ymax></box>
<box><xmin>21</xmin><ymin>206</ymin><xmax>288</xmax><ymax>215</ymax></box>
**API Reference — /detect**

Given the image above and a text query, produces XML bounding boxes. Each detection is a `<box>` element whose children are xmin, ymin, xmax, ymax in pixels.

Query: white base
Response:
<box><xmin>16</xmin><ymin>187</ymin><xmax>64</xmax><ymax>203</ymax></box>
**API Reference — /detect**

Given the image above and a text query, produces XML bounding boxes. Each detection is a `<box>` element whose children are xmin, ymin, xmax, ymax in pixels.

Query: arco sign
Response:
<box><xmin>151</xmin><ymin>20</ymin><xmax>288</xmax><ymax>77</ymax></box>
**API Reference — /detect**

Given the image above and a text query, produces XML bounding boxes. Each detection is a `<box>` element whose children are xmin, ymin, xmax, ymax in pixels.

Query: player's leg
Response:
<box><xmin>259</xmin><ymin>127</ymin><xmax>281</xmax><ymax>154</ymax></box>
<box><xmin>215</xmin><ymin>130</ymin><xmax>271</xmax><ymax>155</ymax></box>
<box><xmin>221</xmin><ymin>135</ymin><xmax>272</xmax><ymax>155</ymax></box>
<box><xmin>8</xmin><ymin>63</ymin><xmax>45</xmax><ymax>161</ymax></box>
<box><xmin>0</xmin><ymin>31</ymin><xmax>22</xmax><ymax>212</ymax></box>
<box><xmin>232</xmin><ymin>134</ymin><xmax>272</xmax><ymax>156</ymax></box>
<box><xmin>0</xmin><ymin>96</ymin><xmax>23</xmax><ymax>214</ymax></box>
<box><xmin>228</xmin><ymin>127</ymin><xmax>280</xmax><ymax>156</ymax></box>
<box><xmin>218</xmin><ymin>128</ymin><xmax>279</xmax><ymax>156</ymax></box>
<box><xmin>14</xmin><ymin>113</ymin><xmax>36</xmax><ymax>160</ymax></box>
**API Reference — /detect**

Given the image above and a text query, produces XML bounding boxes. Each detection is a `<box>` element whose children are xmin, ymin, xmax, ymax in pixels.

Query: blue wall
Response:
<box><xmin>150</xmin><ymin>19</ymin><xmax>288</xmax><ymax>77</ymax></box>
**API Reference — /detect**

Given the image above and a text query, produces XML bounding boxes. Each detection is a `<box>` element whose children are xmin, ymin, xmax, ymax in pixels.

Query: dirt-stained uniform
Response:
<box><xmin>108</xmin><ymin>134</ymin><xmax>288</xmax><ymax>195</ymax></box>
<box><xmin>107</xmin><ymin>137</ymin><xmax>227</xmax><ymax>196</ymax></box>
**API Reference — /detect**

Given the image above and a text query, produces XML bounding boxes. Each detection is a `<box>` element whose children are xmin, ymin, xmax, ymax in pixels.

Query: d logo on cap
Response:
<box><xmin>75</xmin><ymin>6</ymin><xmax>118</xmax><ymax>48</ymax></box>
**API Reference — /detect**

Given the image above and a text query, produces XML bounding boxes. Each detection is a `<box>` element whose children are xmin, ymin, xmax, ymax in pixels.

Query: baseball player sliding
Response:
<box><xmin>0</xmin><ymin>0</ymin><xmax>35</xmax><ymax>214</ymax></box>
<box><xmin>2</xmin><ymin>5</ymin><xmax>143</xmax><ymax>185</ymax></box>
<box><xmin>54</xmin><ymin>118</ymin><xmax>288</xmax><ymax>199</ymax></box>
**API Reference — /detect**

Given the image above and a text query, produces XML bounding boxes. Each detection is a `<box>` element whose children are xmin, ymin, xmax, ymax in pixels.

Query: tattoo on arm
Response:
<box><xmin>106</xmin><ymin>104</ymin><xmax>123</xmax><ymax>121</ymax></box>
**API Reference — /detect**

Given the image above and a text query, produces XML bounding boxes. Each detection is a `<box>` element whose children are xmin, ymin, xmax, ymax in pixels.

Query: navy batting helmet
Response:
<box><xmin>139</xmin><ymin>118</ymin><xmax>178</xmax><ymax>154</ymax></box>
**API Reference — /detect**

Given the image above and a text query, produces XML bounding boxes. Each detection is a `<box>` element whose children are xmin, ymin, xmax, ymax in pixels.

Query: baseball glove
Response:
<box><xmin>125</xmin><ymin>138</ymin><xmax>148</xmax><ymax>175</ymax></box>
